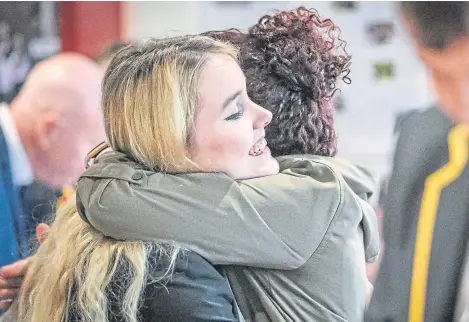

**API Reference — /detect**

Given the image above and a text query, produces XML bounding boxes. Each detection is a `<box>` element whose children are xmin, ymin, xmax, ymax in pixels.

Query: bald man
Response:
<box><xmin>0</xmin><ymin>53</ymin><xmax>104</xmax><ymax>268</ymax></box>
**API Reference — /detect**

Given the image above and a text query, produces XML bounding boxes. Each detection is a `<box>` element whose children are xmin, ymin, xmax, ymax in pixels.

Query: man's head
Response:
<box><xmin>204</xmin><ymin>7</ymin><xmax>351</xmax><ymax>157</ymax></box>
<box><xmin>401</xmin><ymin>2</ymin><xmax>469</xmax><ymax>123</ymax></box>
<box><xmin>10</xmin><ymin>53</ymin><xmax>105</xmax><ymax>187</ymax></box>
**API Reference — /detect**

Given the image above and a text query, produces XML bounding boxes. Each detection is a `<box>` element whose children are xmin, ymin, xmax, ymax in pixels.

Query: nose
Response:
<box><xmin>252</xmin><ymin>103</ymin><xmax>273</xmax><ymax>129</ymax></box>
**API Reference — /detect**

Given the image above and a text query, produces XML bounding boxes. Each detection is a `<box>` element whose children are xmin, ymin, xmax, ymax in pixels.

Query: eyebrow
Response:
<box><xmin>221</xmin><ymin>90</ymin><xmax>242</xmax><ymax>109</ymax></box>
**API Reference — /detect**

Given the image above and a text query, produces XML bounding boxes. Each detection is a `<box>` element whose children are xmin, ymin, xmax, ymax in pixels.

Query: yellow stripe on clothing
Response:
<box><xmin>409</xmin><ymin>124</ymin><xmax>469</xmax><ymax>322</ymax></box>
<box><xmin>56</xmin><ymin>186</ymin><xmax>75</xmax><ymax>210</ymax></box>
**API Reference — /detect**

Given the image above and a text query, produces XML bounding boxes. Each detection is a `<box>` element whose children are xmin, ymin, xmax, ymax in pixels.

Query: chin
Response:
<box><xmin>235</xmin><ymin>157</ymin><xmax>280</xmax><ymax>180</ymax></box>
<box><xmin>263</xmin><ymin>157</ymin><xmax>280</xmax><ymax>176</ymax></box>
<box><xmin>255</xmin><ymin>148</ymin><xmax>280</xmax><ymax>177</ymax></box>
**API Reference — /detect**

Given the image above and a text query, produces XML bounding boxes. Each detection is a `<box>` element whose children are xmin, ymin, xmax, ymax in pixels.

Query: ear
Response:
<box><xmin>36</xmin><ymin>223</ymin><xmax>51</xmax><ymax>244</ymax></box>
<box><xmin>34</xmin><ymin>110</ymin><xmax>59</xmax><ymax>151</ymax></box>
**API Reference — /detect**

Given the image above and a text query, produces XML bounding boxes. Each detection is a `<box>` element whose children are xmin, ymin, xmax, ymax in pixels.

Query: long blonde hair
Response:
<box><xmin>10</xmin><ymin>36</ymin><xmax>238</xmax><ymax>322</ymax></box>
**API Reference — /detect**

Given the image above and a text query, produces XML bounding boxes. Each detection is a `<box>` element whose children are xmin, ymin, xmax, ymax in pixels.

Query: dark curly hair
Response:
<box><xmin>203</xmin><ymin>7</ymin><xmax>351</xmax><ymax>157</ymax></box>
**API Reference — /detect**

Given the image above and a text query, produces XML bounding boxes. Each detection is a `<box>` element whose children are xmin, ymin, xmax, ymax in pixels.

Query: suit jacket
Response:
<box><xmin>366</xmin><ymin>106</ymin><xmax>469</xmax><ymax>321</ymax></box>
<box><xmin>0</xmin><ymin>125</ymin><xmax>22</xmax><ymax>266</ymax></box>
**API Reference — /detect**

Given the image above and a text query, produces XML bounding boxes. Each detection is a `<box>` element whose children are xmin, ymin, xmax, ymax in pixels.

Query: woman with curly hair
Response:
<box><xmin>1</xmin><ymin>7</ymin><xmax>377</xmax><ymax>322</ymax></box>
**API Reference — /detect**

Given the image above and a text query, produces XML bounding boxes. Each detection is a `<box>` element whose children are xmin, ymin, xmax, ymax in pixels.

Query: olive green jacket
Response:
<box><xmin>77</xmin><ymin>152</ymin><xmax>379</xmax><ymax>321</ymax></box>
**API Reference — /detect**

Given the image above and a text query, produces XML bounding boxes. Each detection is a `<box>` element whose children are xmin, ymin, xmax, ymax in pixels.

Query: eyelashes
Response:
<box><xmin>224</xmin><ymin>103</ymin><xmax>245</xmax><ymax>121</ymax></box>
<box><xmin>225</xmin><ymin>111</ymin><xmax>243</xmax><ymax>121</ymax></box>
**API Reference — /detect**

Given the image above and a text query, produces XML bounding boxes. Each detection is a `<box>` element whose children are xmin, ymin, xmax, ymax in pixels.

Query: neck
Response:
<box><xmin>9</xmin><ymin>100</ymin><xmax>40</xmax><ymax>176</ymax></box>
<box><xmin>441</xmin><ymin>79</ymin><xmax>469</xmax><ymax>124</ymax></box>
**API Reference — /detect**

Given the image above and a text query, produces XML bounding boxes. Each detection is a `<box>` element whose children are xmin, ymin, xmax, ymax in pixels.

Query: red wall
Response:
<box><xmin>60</xmin><ymin>1</ymin><xmax>123</xmax><ymax>59</ymax></box>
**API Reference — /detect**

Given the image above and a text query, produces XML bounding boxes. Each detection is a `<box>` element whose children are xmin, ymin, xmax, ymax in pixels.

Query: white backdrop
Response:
<box><xmin>126</xmin><ymin>1</ymin><xmax>437</xmax><ymax>180</ymax></box>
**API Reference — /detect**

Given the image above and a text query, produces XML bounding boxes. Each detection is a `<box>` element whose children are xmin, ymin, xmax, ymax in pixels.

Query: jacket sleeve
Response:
<box><xmin>77</xmin><ymin>156</ymin><xmax>344</xmax><ymax>269</ymax></box>
<box><xmin>288</xmin><ymin>155</ymin><xmax>379</xmax><ymax>263</ymax></box>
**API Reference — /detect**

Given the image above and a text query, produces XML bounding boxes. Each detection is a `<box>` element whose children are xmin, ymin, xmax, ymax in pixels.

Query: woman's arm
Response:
<box><xmin>78</xmin><ymin>152</ymin><xmax>373</xmax><ymax>269</ymax></box>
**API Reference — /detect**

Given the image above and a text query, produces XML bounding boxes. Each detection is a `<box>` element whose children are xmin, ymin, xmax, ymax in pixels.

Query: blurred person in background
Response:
<box><xmin>14</xmin><ymin>41</ymin><xmax>132</xmax><ymax>244</ymax></box>
<box><xmin>18</xmin><ymin>41</ymin><xmax>126</xmax><ymax>241</ymax></box>
<box><xmin>366</xmin><ymin>2</ymin><xmax>469</xmax><ymax>321</ymax></box>
<box><xmin>0</xmin><ymin>53</ymin><xmax>104</xmax><ymax>271</ymax></box>
<box><xmin>1</xmin><ymin>8</ymin><xmax>378</xmax><ymax>322</ymax></box>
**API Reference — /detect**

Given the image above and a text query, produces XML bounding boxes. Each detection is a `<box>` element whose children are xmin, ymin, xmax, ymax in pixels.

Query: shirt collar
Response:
<box><xmin>0</xmin><ymin>103</ymin><xmax>34</xmax><ymax>186</ymax></box>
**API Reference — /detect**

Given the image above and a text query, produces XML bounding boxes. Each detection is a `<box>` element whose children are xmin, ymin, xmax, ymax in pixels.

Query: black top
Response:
<box><xmin>70</xmin><ymin>249</ymin><xmax>239</xmax><ymax>322</ymax></box>
<box><xmin>19</xmin><ymin>180</ymin><xmax>62</xmax><ymax>250</ymax></box>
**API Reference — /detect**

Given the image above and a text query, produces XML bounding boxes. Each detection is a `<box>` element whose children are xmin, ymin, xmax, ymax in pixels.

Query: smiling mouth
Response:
<box><xmin>249</xmin><ymin>138</ymin><xmax>268</xmax><ymax>156</ymax></box>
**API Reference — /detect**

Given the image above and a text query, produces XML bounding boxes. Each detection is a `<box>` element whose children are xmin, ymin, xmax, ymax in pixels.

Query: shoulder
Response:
<box><xmin>401</xmin><ymin>106</ymin><xmax>453</xmax><ymax>132</ymax></box>
<box><xmin>389</xmin><ymin>106</ymin><xmax>454</xmax><ymax>197</ymax></box>
<box><xmin>395</xmin><ymin>106</ymin><xmax>454</xmax><ymax>161</ymax></box>
<box><xmin>276</xmin><ymin>154</ymin><xmax>376</xmax><ymax>198</ymax></box>
<box><xmin>278</xmin><ymin>155</ymin><xmax>380</xmax><ymax>258</ymax></box>
<box><xmin>390</xmin><ymin>106</ymin><xmax>455</xmax><ymax>191</ymax></box>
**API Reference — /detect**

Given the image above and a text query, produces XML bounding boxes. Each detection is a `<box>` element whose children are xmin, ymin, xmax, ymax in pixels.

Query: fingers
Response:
<box><xmin>0</xmin><ymin>277</ymin><xmax>22</xmax><ymax>289</ymax></box>
<box><xmin>0</xmin><ymin>258</ymin><xmax>30</xmax><ymax>313</ymax></box>
<box><xmin>36</xmin><ymin>223</ymin><xmax>51</xmax><ymax>244</ymax></box>
<box><xmin>0</xmin><ymin>258</ymin><xmax>28</xmax><ymax>313</ymax></box>
<box><xmin>0</xmin><ymin>259</ymin><xmax>29</xmax><ymax>279</ymax></box>
<box><xmin>0</xmin><ymin>281</ymin><xmax>19</xmax><ymax>311</ymax></box>
<box><xmin>0</xmin><ymin>260</ymin><xmax>26</xmax><ymax>313</ymax></box>
<box><xmin>0</xmin><ymin>288</ymin><xmax>18</xmax><ymax>303</ymax></box>
<box><xmin>0</xmin><ymin>299</ymin><xmax>12</xmax><ymax>310</ymax></box>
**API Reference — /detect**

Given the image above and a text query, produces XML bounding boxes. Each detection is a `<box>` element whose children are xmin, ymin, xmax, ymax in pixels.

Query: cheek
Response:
<box><xmin>192</xmin><ymin>123</ymin><xmax>253</xmax><ymax>169</ymax></box>
<box><xmin>202</xmin><ymin>133</ymin><xmax>251</xmax><ymax>168</ymax></box>
<box><xmin>213</xmin><ymin>133</ymin><xmax>250</xmax><ymax>155</ymax></box>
